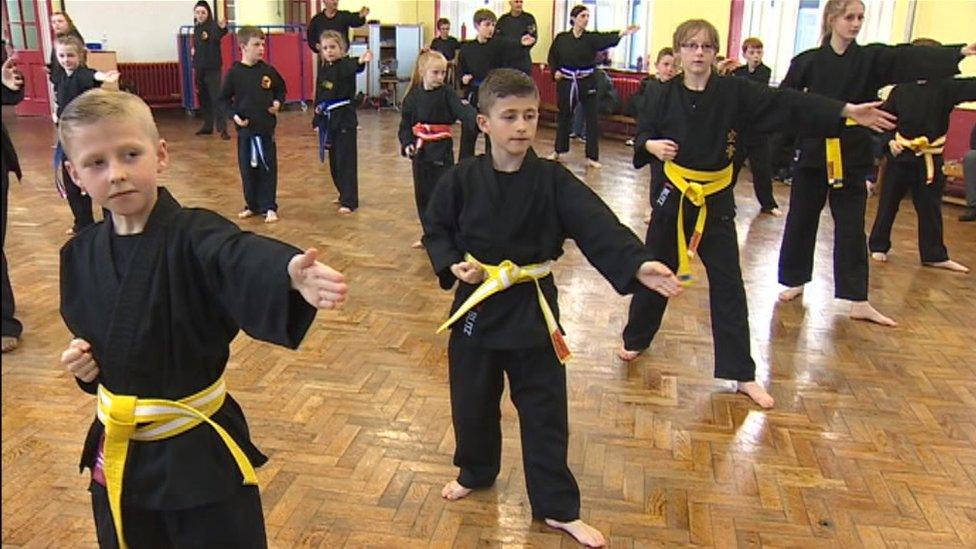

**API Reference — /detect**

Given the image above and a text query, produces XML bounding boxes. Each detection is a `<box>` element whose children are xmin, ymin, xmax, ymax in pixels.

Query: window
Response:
<box><xmin>222</xmin><ymin>0</ymin><xmax>236</xmax><ymax>25</ymax></box>
<box><xmin>3</xmin><ymin>0</ymin><xmax>42</xmax><ymax>51</ymax></box>
<box><xmin>284</xmin><ymin>0</ymin><xmax>311</xmax><ymax>26</ymax></box>
<box><xmin>553</xmin><ymin>0</ymin><xmax>648</xmax><ymax>70</ymax></box>
<box><xmin>739</xmin><ymin>0</ymin><xmax>896</xmax><ymax>84</ymax></box>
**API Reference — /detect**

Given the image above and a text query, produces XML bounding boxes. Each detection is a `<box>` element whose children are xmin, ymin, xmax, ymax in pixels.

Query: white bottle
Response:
<box><xmin>100</xmin><ymin>34</ymin><xmax>108</xmax><ymax>51</ymax></box>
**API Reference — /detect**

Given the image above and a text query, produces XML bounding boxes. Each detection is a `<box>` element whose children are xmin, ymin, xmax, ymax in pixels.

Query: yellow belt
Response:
<box><xmin>663</xmin><ymin>161</ymin><xmax>734</xmax><ymax>285</ymax></box>
<box><xmin>824</xmin><ymin>118</ymin><xmax>859</xmax><ymax>188</ymax></box>
<box><xmin>96</xmin><ymin>376</ymin><xmax>257</xmax><ymax>549</ymax></box>
<box><xmin>895</xmin><ymin>132</ymin><xmax>946</xmax><ymax>184</ymax></box>
<box><xmin>436</xmin><ymin>253</ymin><xmax>570</xmax><ymax>363</ymax></box>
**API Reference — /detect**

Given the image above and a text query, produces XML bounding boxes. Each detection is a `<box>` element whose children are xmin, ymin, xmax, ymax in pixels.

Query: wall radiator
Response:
<box><xmin>117</xmin><ymin>62</ymin><xmax>182</xmax><ymax>108</ymax></box>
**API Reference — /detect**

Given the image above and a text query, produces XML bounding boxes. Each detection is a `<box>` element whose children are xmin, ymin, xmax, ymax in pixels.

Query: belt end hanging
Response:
<box><xmin>551</xmin><ymin>330</ymin><xmax>572</xmax><ymax>363</ymax></box>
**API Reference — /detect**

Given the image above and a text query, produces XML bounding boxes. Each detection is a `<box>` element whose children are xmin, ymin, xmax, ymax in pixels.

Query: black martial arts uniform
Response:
<box><xmin>306</xmin><ymin>9</ymin><xmax>366</xmax><ymax>52</ymax></box>
<box><xmin>192</xmin><ymin>2</ymin><xmax>229</xmax><ymax>135</ymax></box>
<box><xmin>2</xmin><ymin>71</ymin><xmax>24</xmax><ymax>342</ymax></box>
<box><xmin>219</xmin><ymin>60</ymin><xmax>286</xmax><ymax>215</ymax></box>
<box><xmin>868</xmin><ymin>77</ymin><xmax>976</xmax><ymax>262</ymax></box>
<box><xmin>398</xmin><ymin>84</ymin><xmax>476</xmax><ymax>224</ymax></box>
<box><xmin>422</xmin><ymin>149</ymin><xmax>653</xmax><ymax>522</ymax></box>
<box><xmin>547</xmin><ymin>30</ymin><xmax>622</xmax><ymax>161</ymax></box>
<box><xmin>622</xmin><ymin>75</ymin><xmax>846</xmax><ymax>380</ymax></box>
<box><xmin>60</xmin><ymin>188</ymin><xmax>317</xmax><ymax>548</ymax></box>
<box><xmin>457</xmin><ymin>36</ymin><xmax>518</xmax><ymax>156</ymax></box>
<box><xmin>777</xmin><ymin>42</ymin><xmax>964</xmax><ymax>300</ymax></box>
<box><xmin>627</xmin><ymin>77</ymin><xmax>667</xmax><ymax>208</ymax></box>
<box><xmin>730</xmin><ymin>63</ymin><xmax>778</xmax><ymax>211</ymax></box>
<box><xmin>495</xmin><ymin>10</ymin><xmax>538</xmax><ymax>74</ymax></box>
<box><xmin>430</xmin><ymin>35</ymin><xmax>461</xmax><ymax>62</ymax></box>
<box><xmin>315</xmin><ymin>56</ymin><xmax>365</xmax><ymax>211</ymax></box>
<box><xmin>51</xmin><ymin>65</ymin><xmax>101</xmax><ymax>232</ymax></box>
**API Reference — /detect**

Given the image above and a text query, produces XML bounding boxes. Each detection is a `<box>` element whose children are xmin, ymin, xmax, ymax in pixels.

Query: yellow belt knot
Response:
<box><xmin>824</xmin><ymin>118</ymin><xmax>859</xmax><ymax>188</ymax></box>
<box><xmin>96</xmin><ymin>376</ymin><xmax>256</xmax><ymax>549</ymax></box>
<box><xmin>436</xmin><ymin>253</ymin><xmax>571</xmax><ymax>363</ymax></box>
<box><xmin>895</xmin><ymin>132</ymin><xmax>946</xmax><ymax>184</ymax></box>
<box><xmin>663</xmin><ymin>161</ymin><xmax>734</xmax><ymax>285</ymax></box>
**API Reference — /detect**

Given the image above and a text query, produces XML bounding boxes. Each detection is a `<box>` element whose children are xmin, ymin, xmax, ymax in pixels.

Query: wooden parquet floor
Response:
<box><xmin>3</xmin><ymin>107</ymin><xmax>976</xmax><ymax>548</ymax></box>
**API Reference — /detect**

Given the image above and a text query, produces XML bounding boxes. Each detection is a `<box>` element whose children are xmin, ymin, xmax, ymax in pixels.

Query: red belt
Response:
<box><xmin>413</xmin><ymin>123</ymin><xmax>453</xmax><ymax>151</ymax></box>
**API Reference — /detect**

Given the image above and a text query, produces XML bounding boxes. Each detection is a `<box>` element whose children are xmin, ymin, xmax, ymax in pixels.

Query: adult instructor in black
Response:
<box><xmin>306</xmin><ymin>0</ymin><xmax>369</xmax><ymax>51</ymax></box>
<box><xmin>192</xmin><ymin>0</ymin><xmax>229</xmax><ymax>138</ymax></box>
<box><xmin>495</xmin><ymin>0</ymin><xmax>538</xmax><ymax>75</ymax></box>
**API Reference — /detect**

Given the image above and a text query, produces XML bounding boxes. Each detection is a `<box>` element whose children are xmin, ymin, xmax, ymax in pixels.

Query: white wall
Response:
<box><xmin>67</xmin><ymin>0</ymin><xmax>198</xmax><ymax>62</ymax></box>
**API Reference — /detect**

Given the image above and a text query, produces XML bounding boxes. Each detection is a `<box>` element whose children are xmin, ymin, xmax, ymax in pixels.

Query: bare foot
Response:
<box><xmin>586</xmin><ymin>159</ymin><xmax>602</xmax><ymax>169</ymax></box>
<box><xmin>545</xmin><ymin>518</ymin><xmax>606</xmax><ymax>548</ymax></box>
<box><xmin>1</xmin><ymin>336</ymin><xmax>19</xmax><ymax>353</ymax></box>
<box><xmin>923</xmin><ymin>260</ymin><xmax>969</xmax><ymax>273</ymax></box>
<box><xmin>264</xmin><ymin>210</ymin><xmax>279</xmax><ymax>223</ymax></box>
<box><xmin>65</xmin><ymin>227</ymin><xmax>76</xmax><ymax>236</ymax></box>
<box><xmin>616</xmin><ymin>348</ymin><xmax>641</xmax><ymax>361</ymax></box>
<box><xmin>871</xmin><ymin>252</ymin><xmax>887</xmax><ymax>263</ymax></box>
<box><xmin>764</xmin><ymin>207</ymin><xmax>783</xmax><ymax>217</ymax></box>
<box><xmin>237</xmin><ymin>209</ymin><xmax>254</xmax><ymax>219</ymax></box>
<box><xmin>441</xmin><ymin>480</ymin><xmax>472</xmax><ymax>501</ymax></box>
<box><xmin>410</xmin><ymin>240</ymin><xmax>423</xmax><ymax>249</ymax></box>
<box><xmin>849</xmin><ymin>301</ymin><xmax>897</xmax><ymax>327</ymax></box>
<box><xmin>778</xmin><ymin>285</ymin><xmax>804</xmax><ymax>302</ymax></box>
<box><xmin>546</xmin><ymin>152</ymin><xmax>561</xmax><ymax>162</ymax></box>
<box><xmin>643</xmin><ymin>214</ymin><xmax>651</xmax><ymax>224</ymax></box>
<box><xmin>338</xmin><ymin>207</ymin><xmax>353</xmax><ymax>214</ymax></box>
<box><xmin>737</xmin><ymin>381</ymin><xmax>775</xmax><ymax>409</ymax></box>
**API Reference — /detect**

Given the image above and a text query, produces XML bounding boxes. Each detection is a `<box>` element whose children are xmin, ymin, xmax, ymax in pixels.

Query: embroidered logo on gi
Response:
<box><xmin>261</xmin><ymin>75</ymin><xmax>272</xmax><ymax>89</ymax></box>
<box><xmin>462</xmin><ymin>310</ymin><xmax>478</xmax><ymax>336</ymax></box>
<box><xmin>321</xmin><ymin>80</ymin><xmax>334</xmax><ymax>90</ymax></box>
<box><xmin>726</xmin><ymin>129</ymin><xmax>737</xmax><ymax>159</ymax></box>
<box><xmin>201</xmin><ymin>30</ymin><xmax>209</xmax><ymax>41</ymax></box>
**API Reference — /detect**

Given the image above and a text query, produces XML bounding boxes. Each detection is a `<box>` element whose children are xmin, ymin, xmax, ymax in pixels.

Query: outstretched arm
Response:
<box><xmin>556</xmin><ymin>168</ymin><xmax>680</xmax><ymax>297</ymax></box>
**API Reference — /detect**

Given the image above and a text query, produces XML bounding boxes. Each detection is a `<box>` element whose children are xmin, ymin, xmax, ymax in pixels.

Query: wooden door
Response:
<box><xmin>2</xmin><ymin>0</ymin><xmax>50</xmax><ymax>116</ymax></box>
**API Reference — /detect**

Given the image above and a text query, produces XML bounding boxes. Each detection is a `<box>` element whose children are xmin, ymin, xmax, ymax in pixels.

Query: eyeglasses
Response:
<box><xmin>680</xmin><ymin>42</ymin><xmax>717</xmax><ymax>53</ymax></box>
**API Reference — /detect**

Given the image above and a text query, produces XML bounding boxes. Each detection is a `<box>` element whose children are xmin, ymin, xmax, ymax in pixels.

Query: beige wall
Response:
<box><xmin>889</xmin><ymin>0</ymin><xmax>976</xmax><ymax>77</ymax></box>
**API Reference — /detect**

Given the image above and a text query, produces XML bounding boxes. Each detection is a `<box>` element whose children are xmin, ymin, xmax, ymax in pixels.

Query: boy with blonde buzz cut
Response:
<box><xmin>423</xmin><ymin>68</ymin><xmax>682</xmax><ymax>548</ymax></box>
<box><xmin>58</xmin><ymin>89</ymin><xmax>348</xmax><ymax>548</ymax></box>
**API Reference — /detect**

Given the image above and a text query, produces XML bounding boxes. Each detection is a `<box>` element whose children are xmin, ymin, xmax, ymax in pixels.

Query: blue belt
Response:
<box><xmin>316</xmin><ymin>98</ymin><xmax>352</xmax><ymax>162</ymax></box>
<box><xmin>249</xmin><ymin>135</ymin><xmax>270</xmax><ymax>171</ymax></box>
<box><xmin>558</xmin><ymin>67</ymin><xmax>595</xmax><ymax>107</ymax></box>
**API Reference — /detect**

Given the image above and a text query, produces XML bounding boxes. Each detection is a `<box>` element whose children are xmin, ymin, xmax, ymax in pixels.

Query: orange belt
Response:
<box><xmin>413</xmin><ymin>123</ymin><xmax>453</xmax><ymax>152</ymax></box>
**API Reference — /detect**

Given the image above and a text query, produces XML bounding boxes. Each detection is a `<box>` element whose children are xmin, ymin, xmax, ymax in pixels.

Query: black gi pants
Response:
<box><xmin>459</xmin><ymin>85</ymin><xmax>488</xmax><ymax>159</ymax></box>
<box><xmin>63</xmin><ymin>162</ymin><xmax>95</xmax><ymax>232</ymax></box>
<box><xmin>868</xmin><ymin>157</ymin><xmax>949</xmax><ymax>263</ymax></box>
<box><xmin>328</xmin><ymin>128</ymin><xmax>358</xmax><ymax>210</ymax></box>
<box><xmin>778</xmin><ymin>168</ymin><xmax>869</xmax><ymax>301</ymax></box>
<box><xmin>555</xmin><ymin>76</ymin><xmax>600</xmax><ymax>161</ymax></box>
<box><xmin>2</xmin><ymin>170</ymin><xmax>22</xmax><ymax>339</ymax></box>
<box><xmin>412</xmin><ymin>158</ymin><xmax>450</xmax><ymax>223</ymax></box>
<box><xmin>195</xmin><ymin>68</ymin><xmax>226</xmax><ymax>134</ymax></box>
<box><xmin>448</xmin><ymin>332</ymin><xmax>581</xmax><ymax>522</ymax></box>
<box><xmin>622</xmin><ymin>186</ymin><xmax>756</xmax><ymax>382</ymax></box>
<box><xmin>732</xmin><ymin>136</ymin><xmax>778</xmax><ymax>211</ymax></box>
<box><xmin>91</xmin><ymin>481</ymin><xmax>266</xmax><ymax>548</ymax></box>
<box><xmin>236</xmin><ymin>134</ymin><xmax>278</xmax><ymax>214</ymax></box>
